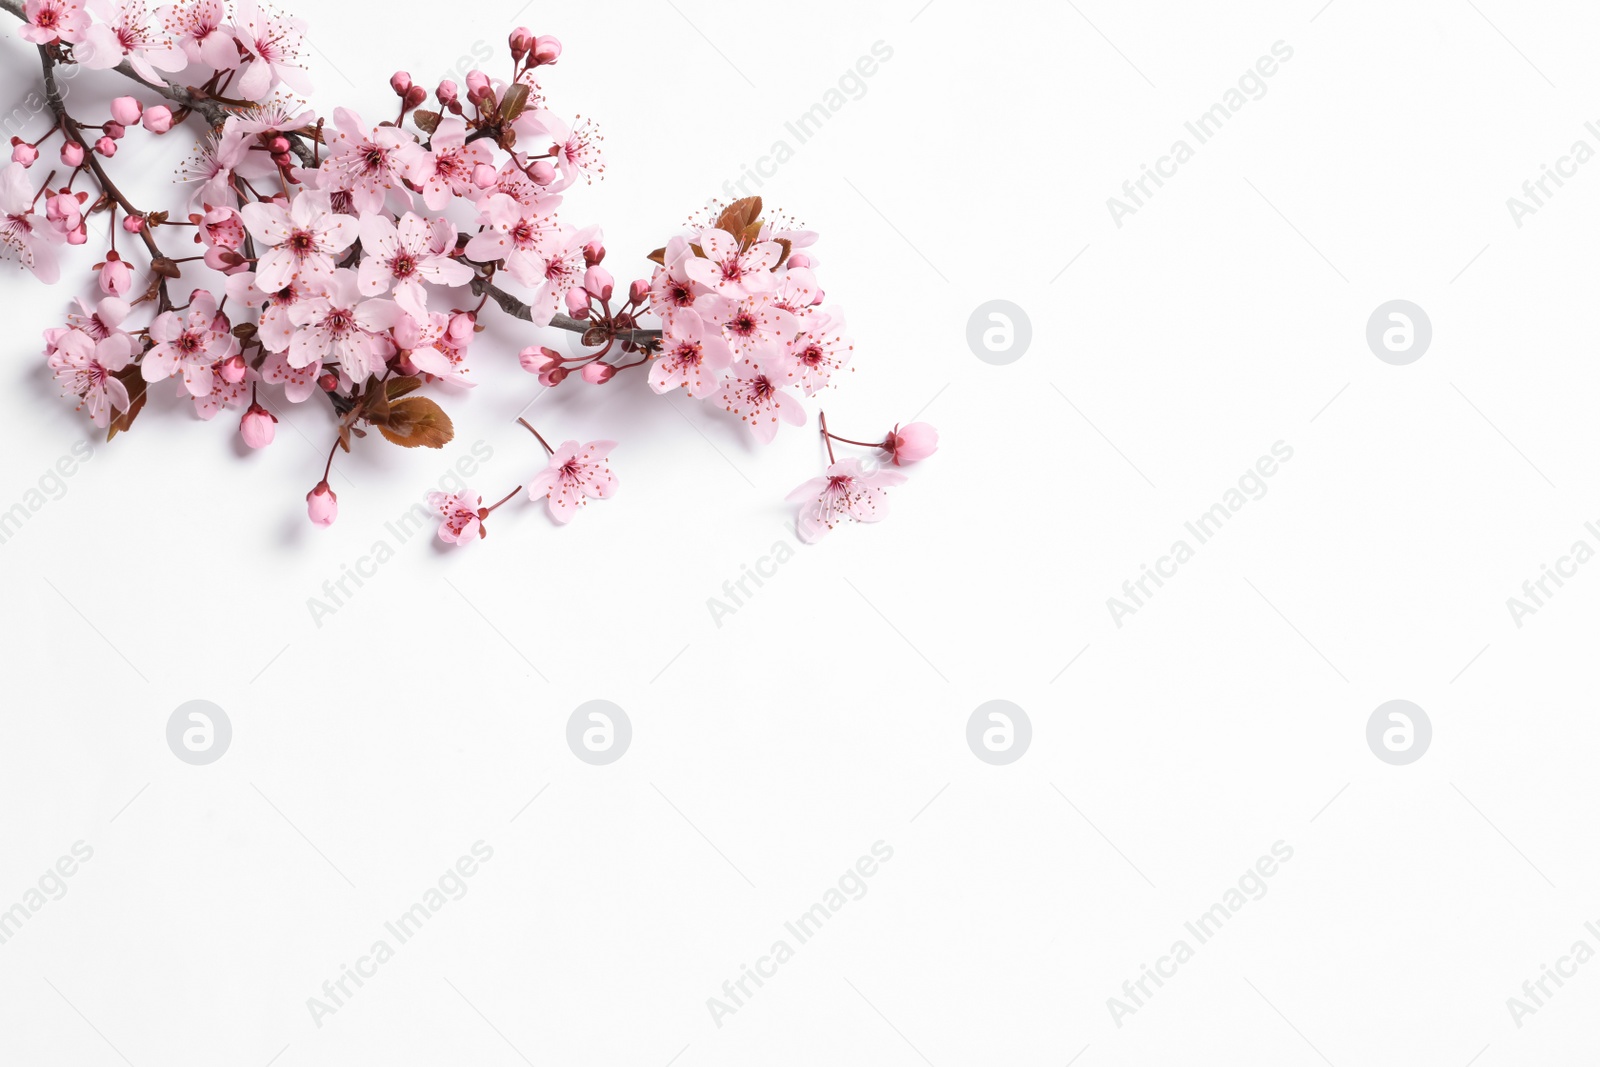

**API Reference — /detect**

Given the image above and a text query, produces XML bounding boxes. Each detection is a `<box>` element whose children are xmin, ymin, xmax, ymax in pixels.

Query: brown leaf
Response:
<box><xmin>385</xmin><ymin>375</ymin><xmax>423</xmax><ymax>401</ymax></box>
<box><xmin>716</xmin><ymin>196</ymin><xmax>762</xmax><ymax>235</ymax></box>
<box><xmin>773</xmin><ymin>237</ymin><xmax>792</xmax><ymax>267</ymax></box>
<box><xmin>106</xmin><ymin>366</ymin><xmax>147</xmax><ymax>441</ymax></box>
<box><xmin>499</xmin><ymin>83</ymin><xmax>531</xmax><ymax>122</ymax></box>
<box><xmin>376</xmin><ymin>396</ymin><xmax>454</xmax><ymax>448</ymax></box>
<box><xmin>645</xmin><ymin>246</ymin><xmax>667</xmax><ymax>266</ymax></box>
<box><xmin>412</xmin><ymin>109</ymin><xmax>441</xmax><ymax>135</ymax></box>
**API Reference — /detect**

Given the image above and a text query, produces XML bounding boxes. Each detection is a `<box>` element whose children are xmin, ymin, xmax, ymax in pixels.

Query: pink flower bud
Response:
<box><xmin>95</xmin><ymin>136</ymin><xmax>116</xmax><ymax>157</ymax></box>
<box><xmin>240</xmin><ymin>403</ymin><xmax>277</xmax><ymax>448</ymax></box>
<box><xmin>306</xmin><ymin>481</ymin><xmax>338</xmax><ymax>526</ymax></box>
<box><xmin>519</xmin><ymin>345</ymin><xmax>560</xmax><ymax>374</ymax></box>
<box><xmin>103</xmin><ymin>121</ymin><xmax>126</xmax><ymax>140</ymax></box>
<box><xmin>472</xmin><ymin>163</ymin><xmax>497</xmax><ymax>188</ymax></box>
<box><xmin>318</xmin><ymin>371</ymin><xmax>339</xmax><ymax>392</ymax></box>
<box><xmin>584</xmin><ymin>266</ymin><xmax>613</xmax><ymax>301</ymax></box>
<box><xmin>528</xmin><ymin>160</ymin><xmax>556</xmax><ymax>185</ymax></box>
<box><xmin>11</xmin><ymin>142</ymin><xmax>37</xmax><ymax>166</ymax></box>
<box><xmin>390</xmin><ymin>70</ymin><xmax>413</xmax><ymax>96</ymax></box>
<box><xmin>465</xmin><ymin>70</ymin><xmax>491</xmax><ymax>103</ymax></box>
<box><xmin>66</xmin><ymin>226</ymin><xmax>87</xmax><ymax>245</ymax></box>
<box><xmin>532</xmin><ymin>35</ymin><xmax>562</xmax><ymax>65</ymax></box>
<box><xmin>436</xmin><ymin>80</ymin><xmax>459</xmax><ymax>106</ymax></box>
<box><xmin>99</xmin><ymin>254</ymin><xmax>130</xmax><ymax>296</ymax></box>
<box><xmin>60</xmin><ymin>141</ymin><xmax>84</xmax><ymax>167</ymax></box>
<box><xmin>539</xmin><ymin>365</ymin><xmax>568</xmax><ymax>387</ymax></box>
<box><xmin>580</xmin><ymin>361</ymin><xmax>615</xmax><ymax>384</ymax></box>
<box><xmin>885</xmin><ymin>422</ymin><xmax>939</xmax><ymax>465</ymax></box>
<box><xmin>219</xmin><ymin>354</ymin><xmax>248</xmax><ymax>383</ymax></box>
<box><xmin>403</xmin><ymin>85</ymin><xmax>427</xmax><ymax>111</ymax></box>
<box><xmin>122</xmin><ymin>214</ymin><xmax>144</xmax><ymax>233</ymax></box>
<box><xmin>787</xmin><ymin>253</ymin><xmax>811</xmax><ymax>269</ymax></box>
<box><xmin>628</xmin><ymin>278</ymin><xmax>650</xmax><ymax>304</ymax></box>
<box><xmin>141</xmin><ymin>105</ymin><xmax>173</xmax><ymax>133</ymax></box>
<box><xmin>509</xmin><ymin>27</ymin><xmax>533</xmax><ymax>60</ymax></box>
<box><xmin>110</xmin><ymin>97</ymin><xmax>142</xmax><ymax>125</ymax></box>
<box><xmin>583</xmin><ymin>241</ymin><xmax>605</xmax><ymax>266</ymax></box>
<box><xmin>446</xmin><ymin>312</ymin><xmax>475</xmax><ymax>343</ymax></box>
<box><xmin>564</xmin><ymin>287</ymin><xmax>589</xmax><ymax>317</ymax></box>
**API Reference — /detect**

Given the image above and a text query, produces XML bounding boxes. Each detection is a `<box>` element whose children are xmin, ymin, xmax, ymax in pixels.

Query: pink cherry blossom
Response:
<box><xmin>162</xmin><ymin>0</ymin><xmax>238</xmax><ymax>69</ymax></box>
<box><xmin>0</xmin><ymin>162</ymin><xmax>61</xmax><ymax>283</ymax></box>
<box><xmin>356</xmin><ymin>211</ymin><xmax>471</xmax><ymax>299</ymax></box>
<box><xmin>784</xmin><ymin>309</ymin><xmax>852</xmax><ymax>395</ymax></box>
<box><xmin>20</xmin><ymin>0</ymin><xmax>88</xmax><ymax>44</ymax></box>
<box><xmin>426</xmin><ymin>489</ymin><xmax>484</xmax><ymax>544</ymax></box>
<box><xmin>77</xmin><ymin>0</ymin><xmax>188</xmax><ymax>83</ymax></box>
<box><xmin>525</xmin><ymin>439</ymin><xmax>616</xmax><ymax>523</ymax></box>
<box><xmin>684</xmin><ymin>227</ymin><xmax>782</xmax><ymax>298</ymax></box>
<box><xmin>464</xmin><ymin>192</ymin><xmax>560</xmax><ymax>286</ymax></box>
<box><xmin>649</xmin><ymin>308</ymin><xmax>731</xmax><ymax>399</ymax></box>
<box><xmin>67</xmin><ymin>295</ymin><xmax>131</xmax><ymax>340</ymax></box>
<box><xmin>521</xmin><ymin>224</ymin><xmax>595</xmax><ymax>327</ymax></box>
<box><xmin>259</xmin><ymin>350</ymin><xmax>319</xmax><ymax>401</ymax></box>
<box><xmin>321</xmin><ymin>108</ymin><xmax>415</xmax><ymax>214</ymax></box>
<box><xmin>232</xmin><ymin>0</ymin><xmax>311</xmax><ymax>100</ymax></box>
<box><xmin>512</xmin><ymin>110</ymin><xmax>601</xmax><ymax>190</ymax></box>
<box><xmin>240</xmin><ymin>191</ymin><xmax>358</xmax><ymax>293</ymax></box>
<box><xmin>181</xmin><ymin>129</ymin><xmax>250</xmax><ymax>208</ymax></box>
<box><xmin>224</xmin><ymin>269</ymin><xmax>305</xmax><ymax>352</ymax></box>
<box><xmin>190</xmin><ymin>361</ymin><xmax>249</xmax><ymax>419</ymax></box>
<box><xmin>787</xmin><ymin>457</ymin><xmax>906</xmax><ymax>544</ymax></box>
<box><xmin>142</xmin><ymin>290</ymin><xmax>234</xmax><ymax>396</ymax></box>
<box><xmin>400</xmin><ymin>116</ymin><xmax>492</xmax><ymax>211</ymax></box>
<box><xmin>48</xmin><ymin>328</ymin><xmax>134</xmax><ymax>427</ymax></box>
<box><xmin>717</xmin><ymin>349</ymin><xmax>805</xmax><ymax>444</ymax></box>
<box><xmin>286</xmin><ymin>268</ymin><xmax>402</xmax><ymax>381</ymax></box>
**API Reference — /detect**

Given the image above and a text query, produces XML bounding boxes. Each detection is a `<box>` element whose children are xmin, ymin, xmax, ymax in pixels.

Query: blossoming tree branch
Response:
<box><xmin>3</xmin><ymin>0</ymin><xmax>936</xmax><ymax>543</ymax></box>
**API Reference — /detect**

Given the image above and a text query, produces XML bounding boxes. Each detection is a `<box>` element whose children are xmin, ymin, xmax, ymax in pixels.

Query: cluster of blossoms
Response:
<box><xmin>6</xmin><ymin>1</ymin><xmax>936</xmax><ymax>546</ymax></box>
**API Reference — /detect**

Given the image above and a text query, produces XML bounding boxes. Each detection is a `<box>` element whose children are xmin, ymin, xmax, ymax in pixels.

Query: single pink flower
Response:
<box><xmin>258</xmin><ymin>350</ymin><xmax>319</xmax><ymax>402</ymax></box>
<box><xmin>684</xmin><ymin>226</ymin><xmax>782</xmax><ymax>298</ymax></box>
<box><xmin>232</xmin><ymin>0</ymin><xmax>311</xmax><ymax>100</ymax></box>
<box><xmin>717</xmin><ymin>348</ymin><xmax>805</xmax><ymax>444</ymax></box>
<box><xmin>286</xmin><ymin>268</ymin><xmax>402</xmax><ymax>381</ymax></box>
<box><xmin>162</xmin><ymin>0</ymin><xmax>238</xmax><ymax>69</ymax></box>
<box><xmin>648</xmin><ymin>308</ymin><xmax>731</xmax><ymax>399</ymax></box>
<box><xmin>464</xmin><ymin>192</ymin><xmax>560</xmax><ymax>287</ymax></box>
<box><xmin>787</xmin><ymin>457</ymin><xmax>906</xmax><ymax>544</ymax></box>
<box><xmin>240</xmin><ymin>192</ymin><xmax>358</xmax><ymax>293</ymax></box>
<box><xmin>48</xmin><ymin>328</ymin><xmax>134</xmax><ymax>427</ymax></box>
<box><xmin>426</xmin><ymin>489</ymin><xmax>484</xmax><ymax>544</ymax></box>
<box><xmin>525</xmin><ymin>439</ymin><xmax>617</xmax><ymax>524</ymax></box>
<box><xmin>400</xmin><ymin>116</ymin><xmax>492</xmax><ymax>211</ymax></box>
<box><xmin>20</xmin><ymin>0</ymin><xmax>88</xmax><ymax>44</ymax></box>
<box><xmin>189</xmin><ymin>361</ymin><xmax>249</xmax><ymax>419</ymax></box>
<box><xmin>224</xmin><ymin>269</ymin><xmax>304</xmax><ymax>353</ymax></box>
<box><xmin>356</xmin><ymin>211</ymin><xmax>470</xmax><ymax>299</ymax></box>
<box><xmin>143</xmin><ymin>290</ymin><xmax>234</xmax><ymax>396</ymax></box>
<box><xmin>77</xmin><ymin>0</ymin><xmax>188</xmax><ymax>82</ymax></box>
<box><xmin>0</xmin><ymin>162</ymin><xmax>62</xmax><ymax>283</ymax></box>
<box><xmin>321</xmin><ymin>108</ymin><xmax>415</xmax><ymax>214</ymax></box>
<box><xmin>784</xmin><ymin>309</ymin><xmax>852</xmax><ymax>395</ymax></box>
<box><xmin>522</xmin><ymin>224</ymin><xmax>595</xmax><ymax>327</ymax></box>
<box><xmin>885</xmin><ymin>422</ymin><xmax>938</xmax><ymax>465</ymax></box>
<box><xmin>306</xmin><ymin>480</ymin><xmax>337</xmax><ymax>526</ymax></box>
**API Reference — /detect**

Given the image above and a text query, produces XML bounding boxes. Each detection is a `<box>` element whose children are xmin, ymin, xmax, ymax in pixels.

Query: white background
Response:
<box><xmin>2</xmin><ymin>0</ymin><xmax>1599</xmax><ymax>1063</ymax></box>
